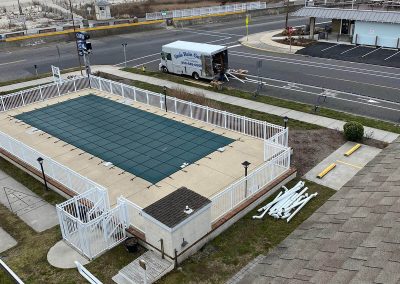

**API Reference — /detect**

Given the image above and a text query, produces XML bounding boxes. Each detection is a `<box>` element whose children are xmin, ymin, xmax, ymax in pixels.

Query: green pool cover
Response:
<box><xmin>16</xmin><ymin>94</ymin><xmax>234</xmax><ymax>184</ymax></box>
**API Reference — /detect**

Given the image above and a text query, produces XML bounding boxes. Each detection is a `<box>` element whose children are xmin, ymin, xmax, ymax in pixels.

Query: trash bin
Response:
<box><xmin>124</xmin><ymin>237</ymin><xmax>139</xmax><ymax>253</ymax></box>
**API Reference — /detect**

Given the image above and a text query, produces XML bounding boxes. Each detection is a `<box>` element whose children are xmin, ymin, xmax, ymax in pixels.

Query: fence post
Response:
<box><xmin>1</xmin><ymin>97</ymin><xmax>5</xmax><ymax>111</ymax></box>
<box><xmin>20</xmin><ymin>93</ymin><xmax>25</xmax><ymax>106</ymax></box>
<box><xmin>190</xmin><ymin>102</ymin><xmax>193</xmax><ymax>118</ymax></box>
<box><xmin>39</xmin><ymin>85</ymin><xmax>44</xmax><ymax>101</ymax></box>
<box><xmin>121</xmin><ymin>83</ymin><xmax>125</xmax><ymax>98</ymax></box>
<box><xmin>74</xmin><ymin>80</ymin><xmax>77</xmax><ymax>92</ymax></box>
<box><xmin>243</xmin><ymin>116</ymin><xmax>246</xmax><ymax>134</ymax></box>
<box><xmin>99</xmin><ymin>79</ymin><xmax>103</xmax><ymax>91</ymax></box>
<box><xmin>206</xmin><ymin>106</ymin><xmax>209</xmax><ymax>123</ymax></box>
<box><xmin>263</xmin><ymin>122</ymin><xmax>267</xmax><ymax>140</ymax></box>
<box><xmin>110</xmin><ymin>82</ymin><xmax>113</xmax><ymax>94</ymax></box>
<box><xmin>174</xmin><ymin>98</ymin><xmax>177</xmax><ymax>113</ymax></box>
<box><xmin>230</xmin><ymin>188</ymin><xmax>233</xmax><ymax>210</ymax></box>
<box><xmin>146</xmin><ymin>92</ymin><xmax>149</xmax><ymax>104</ymax></box>
<box><xmin>133</xmin><ymin>88</ymin><xmax>136</xmax><ymax>101</ymax></box>
<box><xmin>224</xmin><ymin>112</ymin><xmax>227</xmax><ymax>129</ymax></box>
<box><xmin>57</xmin><ymin>84</ymin><xmax>61</xmax><ymax>96</ymax></box>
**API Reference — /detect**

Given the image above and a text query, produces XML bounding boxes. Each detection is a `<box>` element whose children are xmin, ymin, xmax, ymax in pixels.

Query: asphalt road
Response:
<box><xmin>1</xmin><ymin>14</ymin><xmax>400</xmax><ymax>123</ymax></box>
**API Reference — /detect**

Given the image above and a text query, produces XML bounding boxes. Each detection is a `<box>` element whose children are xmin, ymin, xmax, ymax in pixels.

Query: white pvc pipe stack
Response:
<box><xmin>252</xmin><ymin>181</ymin><xmax>317</xmax><ymax>222</ymax></box>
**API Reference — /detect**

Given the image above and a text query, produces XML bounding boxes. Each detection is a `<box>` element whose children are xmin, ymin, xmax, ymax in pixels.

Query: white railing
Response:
<box><xmin>0</xmin><ymin>130</ymin><xmax>103</xmax><ymax>196</ymax></box>
<box><xmin>75</xmin><ymin>261</ymin><xmax>102</xmax><ymax>284</ymax></box>
<box><xmin>0</xmin><ymin>76</ymin><xmax>89</xmax><ymax>112</ymax></box>
<box><xmin>118</xmin><ymin>196</ymin><xmax>146</xmax><ymax>234</ymax></box>
<box><xmin>146</xmin><ymin>1</ymin><xmax>267</xmax><ymax>20</ymax></box>
<box><xmin>90</xmin><ymin>75</ymin><xmax>288</xmax><ymax>152</ymax></box>
<box><xmin>210</xmin><ymin>147</ymin><xmax>291</xmax><ymax>222</ymax></box>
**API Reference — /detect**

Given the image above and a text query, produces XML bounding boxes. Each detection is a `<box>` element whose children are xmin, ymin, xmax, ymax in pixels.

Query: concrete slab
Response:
<box><xmin>0</xmin><ymin>171</ymin><xmax>59</xmax><ymax>232</ymax></box>
<box><xmin>47</xmin><ymin>240</ymin><xmax>90</xmax><ymax>269</ymax></box>
<box><xmin>304</xmin><ymin>142</ymin><xmax>381</xmax><ymax>190</ymax></box>
<box><xmin>0</xmin><ymin>227</ymin><xmax>17</xmax><ymax>253</ymax></box>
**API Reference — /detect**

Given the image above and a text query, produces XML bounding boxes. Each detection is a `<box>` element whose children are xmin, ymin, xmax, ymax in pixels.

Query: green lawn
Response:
<box><xmin>159</xmin><ymin>179</ymin><xmax>335</xmax><ymax>284</ymax></box>
<box><xmin>122</xmin><ymin>67</ymin><xmax>400</xmax><ymax>134</ymax></box>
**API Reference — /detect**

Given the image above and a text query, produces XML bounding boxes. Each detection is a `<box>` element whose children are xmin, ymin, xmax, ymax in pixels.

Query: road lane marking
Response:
<box><xmin>114</xmin><ymin>53</ymin><xmax>159</xmax><ymax>66</ymax></box>
<box><xmin>132</xmin><ymin>59</ymin><xmax>159</xmax><ymax>68</ymax></box>
<box><xmin>229</xmin><ymin>51</ymin><xmax>400</xmax><ymax>80</ymax></box>
<box><xmin>0</xmin><ymin>59</ymin><xmax>26</xmax><ymax>66</ymax></box>
<box><xmin>305</xmin><ymin>73</ymin><xmax>400</xmax><ymax>93</ymax></box>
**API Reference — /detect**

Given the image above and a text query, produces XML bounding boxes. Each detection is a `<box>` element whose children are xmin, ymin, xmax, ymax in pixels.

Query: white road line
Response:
<box><xmin>361</xmin><ymin>47</ymin><xmax>382</xmax><ymax>58</ymax></box>
<box><xmin>180</xmin><ymin>28</ymin><xmax>243</xmax><ymax>37</ymax></box>
<box><xmin>114</xmin><ymin>53</ymin><xmax>159</xmax><ymax>66</ymax></box>
<box><xmin>385</xmin><ymin>50</ymin><xmax>400</xmax><ymax>61</ymax></box>
<box><xmin>306</xmin><ymin>73</ymin><xmax>400</xmax><ymax>93</ymax></box>
<box><xmin>245</xmin><ymin>78</ymin><xmax>400</xmax><ymax>112</ymax></box>
<box><xmin>229</xmin><ymin>51</ymin><xmax>400</xmax><ymax>80</ymax></box>
<box><xmin>0</xmin><ymin>59</ymin><xmax>26</xmax><ymax>66</ymax></box>
<box><xmin>228</xmin><ymin>44</ymin><xmax>242</xmax><ymax>49</ymax></box>
<box><xmin>230</xmin><ymin>50</ymin><xmax>400</xmax><ymax>77</ymax></box>
<box><xmin>321</xmin><ymin>44</ymin><xmax>339</xmax><ymax>52</ymax></box>
<box><xmin>175</xmin><ymin>29</ymin><xmax>230</xmax><ymax>38</ymax></box>
<box><xmin>206</xmin><ymin>36</ymin><xmax>232</xmax><ymax>44</ymax></box>
<box><xmin>340</xmin><ymin>45</ymin><xmax>359</xmax><ymax>55</ymax></box>
<box><xmin>244</xmin><ymin>73</ymin><xmax>400</xmax><ymax>106</ymax></box>
<box><xmin>132</xmin><ymin>59</ymin><xmax>159</xmax><ymax>68</ymax></box>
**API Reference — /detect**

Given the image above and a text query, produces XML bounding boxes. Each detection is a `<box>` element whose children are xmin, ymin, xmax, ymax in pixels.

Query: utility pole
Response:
<box><xmin>17</xmin><ymin>0</ymin><xmax>22</xmax><ymax>15</ymax></box>
<box><xmin>285</xmin><ymin>0</ymin><xmax>289</xmax><ymax>29</ymax></box>
<box><xmin>69</xmin><ymin>0</ymin><xmax>83</xmax><ymax>76</ymax></box>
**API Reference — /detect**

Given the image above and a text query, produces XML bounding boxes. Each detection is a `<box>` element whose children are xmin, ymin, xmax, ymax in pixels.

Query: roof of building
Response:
<box><xmin>162</xmin><ymin>41</ymin><xmax>226</xmax><ymax>54</ymax></box>
<box><xmin>293</xmin><ymin>7</ymin><xmax>400</xmax><ymax>24</ymax></box>
<box><xmin>143</xmin><ymin>187</ymin><xmax>211</xmax><ymax>229</ymax></box>
<box><xmin>236</xmin><ymin>138</ymin><xmax>400</xmax><ymax>283</ymax></box>
<box><xmin>96</xmin><ymin>0</ymin><xmax>110</xmax><ymax>6</ymax></box>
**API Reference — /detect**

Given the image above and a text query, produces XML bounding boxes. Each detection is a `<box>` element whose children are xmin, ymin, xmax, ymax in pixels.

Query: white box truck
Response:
<box><xmin>159</xmin><ymin>40</ymin><xmax>228</xmax><ymax>80</ymax></box>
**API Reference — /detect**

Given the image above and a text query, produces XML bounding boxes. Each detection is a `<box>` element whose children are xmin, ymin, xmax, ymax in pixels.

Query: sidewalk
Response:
<box><xmin>2</xmin><ymin>65</ymin><xmax>398</xmax><ymax>143</ymax></box>
<box><xmin>239</xmin><ymin>30</ymin><xmax>304</xmax><ymax>54</ymax></box>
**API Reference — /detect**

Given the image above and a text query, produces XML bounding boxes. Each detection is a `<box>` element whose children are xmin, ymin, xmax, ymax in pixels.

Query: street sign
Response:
<box><xmin>51</xmin><ymin>65</ymin><xmax>62</xmax><ymax>83</ymax></box>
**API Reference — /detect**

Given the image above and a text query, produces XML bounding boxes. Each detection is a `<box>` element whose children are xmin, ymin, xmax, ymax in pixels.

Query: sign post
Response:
<box><xmin>75</xmin><ymin>32</ymin><xmax>92</xmax><ymax>77</ymax></box>
<box><xmin>245</xmin><ymin>14</ymin><xmax>250</xmax><ymax>41</ymax></box>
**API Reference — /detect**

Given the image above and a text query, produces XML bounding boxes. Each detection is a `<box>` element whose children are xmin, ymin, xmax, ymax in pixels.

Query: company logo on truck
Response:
<box><xmin>174</xmin><ymin>51</ymin><xmax>202</xmax><ymax>68</ymax></box>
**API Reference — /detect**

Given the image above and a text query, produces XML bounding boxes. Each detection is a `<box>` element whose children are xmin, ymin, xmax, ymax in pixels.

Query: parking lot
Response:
<box><xmin>297</xmin><ymin>42</ymin><xmax>400</xmax><ymax>67</ymax></box>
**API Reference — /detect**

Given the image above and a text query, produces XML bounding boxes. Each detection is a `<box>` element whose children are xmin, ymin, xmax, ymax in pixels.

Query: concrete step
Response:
<box><xmin>113</xmin><ymin>251</ymin><xmax>173</xmax><ymax>284</ymax></box>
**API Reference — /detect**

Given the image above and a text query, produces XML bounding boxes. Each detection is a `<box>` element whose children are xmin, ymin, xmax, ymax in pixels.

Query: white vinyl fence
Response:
<box><xmin>89</xmin><ymin>75</ymin><xmax>288</xmax><ymax>152</ymax></box>
<box><xmin>211</xmin><ymin>147</ymin><xmax>291</xmax><ymax>222</ymax></box>
<box><xmin>0</xmin><ymin>75</ymin><xmax>291</xmax><ymax>259</ymax></box>
<box><xmin>0</xmin><ymin>76</ymin><xmax>89</xmax><ymax>112</ymax></box>
<box><xmin>146</xmin><ymin>1</ymin><xmax>267</xmax><ymax>20</ymax></box>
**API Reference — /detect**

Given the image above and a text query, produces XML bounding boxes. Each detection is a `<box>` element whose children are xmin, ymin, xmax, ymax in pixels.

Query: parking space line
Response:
<box><xmin>321</xmin><ymin>44</ymin><xmax>339</xmax><ymax>52</ymax></box>
<box><xmin>336</xmin><ymin>160</ymin><xmax>362</xmax><ymax>169</ymax></box>
<box><xmin>361</xmin><ymin>47</ymin><xmax>382</xmax><ymax>58</ymax></box>
<box><xmin>385</xmin><ymin>50</ymin><xmax>400</xmax><ymax>61</ymax></box>
<box><xmin>340</xmin><ymin>45</ymin><xmax>359</xmax><ymax>54</ymax></box>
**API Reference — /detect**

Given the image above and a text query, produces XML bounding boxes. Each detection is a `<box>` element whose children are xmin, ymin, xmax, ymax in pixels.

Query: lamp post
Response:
<box><xmin>122</xmin><ymin>43</ymin><xmax>127</xmax><ymax>68</ymax></box>
<box><xmin>37</xmin><ymin>157</ymin><xmax>48</xmax><ymax>191</ymax></box>
<box><xmin>139</xmin><ymin>259</ymin><xmax>147</xmax><ymax>284</ymax></box>
<box><xmin>163</xmin><ymin>86</ymin><xmax>168</xmax><ymax>112</ymax></box>
<box><xmin>242</xmin><ymin>161</ymin><xmax>251</xmax><ymax>197</ymax></box>
<box><xmin>283</xmin><ymin>116</ymin><xmax>289</xmax><ymax>129</ymax></box>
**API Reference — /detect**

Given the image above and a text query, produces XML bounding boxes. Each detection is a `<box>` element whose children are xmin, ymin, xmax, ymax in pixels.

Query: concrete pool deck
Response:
<box><xmin>0</xmin><ymin>90</ymin><xmax>265</xmax><ymax>208</ymax></box>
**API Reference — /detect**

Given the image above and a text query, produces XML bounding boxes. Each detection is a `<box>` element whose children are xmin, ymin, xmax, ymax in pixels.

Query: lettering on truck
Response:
<box><xmin>174</xmin><ymin>51</ymin><xmax>202</xmax><ymax>68</ymax></box>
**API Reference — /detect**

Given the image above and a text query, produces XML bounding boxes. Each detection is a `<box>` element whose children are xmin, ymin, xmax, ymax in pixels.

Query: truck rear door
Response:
<box><xmin>201</xmin><ymin>55</ymin><xmax>213</xmax><ymax>78</ymax></box>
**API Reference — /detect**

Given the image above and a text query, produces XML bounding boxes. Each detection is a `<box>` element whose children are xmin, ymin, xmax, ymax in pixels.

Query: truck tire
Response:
<box><xmin>192</xmin><ymin>72</ymin><xmax>200</xmax><ymax>80</ymax></box>
<box><xmin>161</xmin><ymin>66</ymin><xmax>168</xmax><ymax>73</ymax></box>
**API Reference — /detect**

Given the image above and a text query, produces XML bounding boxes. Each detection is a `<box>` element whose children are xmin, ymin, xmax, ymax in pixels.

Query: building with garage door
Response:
<box><xmin>293</xmin><ymin>1</ymin><xmax>400</xmax><ymax>48</ymax></box>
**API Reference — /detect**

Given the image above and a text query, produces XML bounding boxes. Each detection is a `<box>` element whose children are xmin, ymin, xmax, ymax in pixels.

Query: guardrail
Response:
<box><xmin>146</xmin><ymin>1</ymin><xmax>267</xmax><ymax>20</ymax></box>
<box><xmin>0</xmin><ymin>259</ymin><xmax>24</xmax><ymax>284</ymax></box>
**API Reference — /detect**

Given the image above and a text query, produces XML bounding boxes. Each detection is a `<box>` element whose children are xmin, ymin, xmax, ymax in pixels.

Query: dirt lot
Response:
<box><xmin>290</xmin><ymin>128</ymin><xmax>387</xmax><ymax>176</ymax></box>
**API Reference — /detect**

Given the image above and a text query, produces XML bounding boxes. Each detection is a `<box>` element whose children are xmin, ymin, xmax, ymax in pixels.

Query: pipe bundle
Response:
<box><xmin>253</xmin><ymin>181</ymin><xmax>317</xmax><ymax>222</ymax></box>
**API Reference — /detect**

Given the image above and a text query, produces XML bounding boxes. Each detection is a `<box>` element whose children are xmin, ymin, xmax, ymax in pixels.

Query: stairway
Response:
<box><xmin>113</xmin><ymin>251</ymin><xmax>173</xmax><ymax>284</ymax></box>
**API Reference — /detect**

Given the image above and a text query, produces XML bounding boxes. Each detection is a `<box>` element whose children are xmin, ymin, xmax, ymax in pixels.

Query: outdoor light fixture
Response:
<box><xmin>283</xmin><ymin>116</ymin><xmax>289</xmax><ymax>129</ymax></box>
<box><xmin>242</xmin><ymin>161</ymin><xmax>251</xmax><ymax>177</ymax></box>
<box><xmin>242</xmin><ymin>161</ymin><xmax>251</xmax><ymax>197</ymax></box>
<box><xmin>37</xmin><ymin>157</ymin><xmax>49</xmax><ymax>191</ymax></box>
<box><xmin>163</xmin><ymin>86</ymin><xmax>168</xmax><ymax>112</ymax></box>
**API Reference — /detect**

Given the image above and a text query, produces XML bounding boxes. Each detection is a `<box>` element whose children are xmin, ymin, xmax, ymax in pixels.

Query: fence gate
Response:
<box><xmin>57</xmin><ymin>188</ymin><xmax>128</xmax><ymax>260</ymax></box>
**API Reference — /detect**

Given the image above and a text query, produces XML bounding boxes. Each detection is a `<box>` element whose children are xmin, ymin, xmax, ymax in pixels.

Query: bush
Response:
<box><xmin>343</xmin><ymin>121</ymin><xmax>364</xmax><ymax>141</ymax></box>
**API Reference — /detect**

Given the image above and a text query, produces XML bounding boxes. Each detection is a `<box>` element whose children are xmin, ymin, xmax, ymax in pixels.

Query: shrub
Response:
<box><xmin>343</xmin><ymin>121</ymin><xmax>364</xmax><ymax>141</ymax></box>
